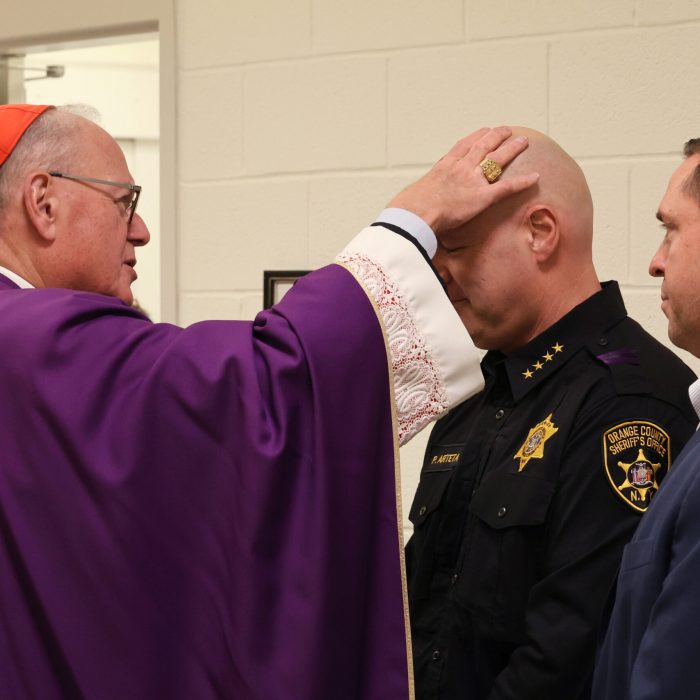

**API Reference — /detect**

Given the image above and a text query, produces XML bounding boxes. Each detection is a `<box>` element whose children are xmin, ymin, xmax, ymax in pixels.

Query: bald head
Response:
<box><xmin>498</xmin><ymin>127</ymin><xmax>594</xmax><ymax>255</ymax></box>
<box><xmin>433</xmin><ymin>127</ymin><xmax>601</xmax><ymax>353</ymax></box>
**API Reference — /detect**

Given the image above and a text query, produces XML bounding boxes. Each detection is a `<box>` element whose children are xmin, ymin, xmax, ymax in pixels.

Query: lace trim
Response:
<box><xmin>338</xmin><ymin>253</ymin><xmax>449</xmax><ymax>444</ymax></box>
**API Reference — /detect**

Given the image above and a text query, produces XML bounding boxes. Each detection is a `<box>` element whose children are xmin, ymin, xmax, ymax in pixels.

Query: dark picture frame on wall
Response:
<box><xmin>263</xmin><ymin>270</ymin><xmax>311</xmax><ymax>309</ymax></box>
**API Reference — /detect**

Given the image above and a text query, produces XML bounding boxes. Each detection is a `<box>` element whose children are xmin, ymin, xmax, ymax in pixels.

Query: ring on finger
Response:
<box><xmin>479</xmin><ymin>158</ymin><xmax>503</xmax><ymax>183</ymax></box>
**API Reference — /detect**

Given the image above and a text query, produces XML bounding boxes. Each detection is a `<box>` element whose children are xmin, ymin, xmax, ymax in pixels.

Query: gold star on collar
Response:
<box><xmin>522</xmin><ymin>368</ymin><xmax>534</xmax><ymax>379</ymax></box>
<box><xmin>534</xmin><ymin>361</ymin><xmax>544</xmax><ymax>370</ymax></box>
<box><xmin>553</xmin><ymin>342</ymin><xmax>564</xmax><ymax>353</ymax></box>
<box><xmin>543</xmin><ymin>352</ymin><xmax>553</xmax><ymax>362</ymax></box>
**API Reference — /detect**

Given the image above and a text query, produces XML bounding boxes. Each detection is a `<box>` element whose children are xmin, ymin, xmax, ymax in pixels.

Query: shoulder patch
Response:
<box><xmin>602</xmin><ymin>421</ymin><xmax>670</xmax><ymax>512</ymax></box>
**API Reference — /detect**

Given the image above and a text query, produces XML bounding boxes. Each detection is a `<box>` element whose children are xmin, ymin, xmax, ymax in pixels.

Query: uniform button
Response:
<box><xmin>451</xmin><ymin>573</ymin><xmax>459</xmax><ymax>584</ymax></box>
<box><xmin>497</xmin><ymin>506</ymin><xmax>507</xmax><ymax>518</ymax></box>
<box><xmin>419</xmin><ymin>506</ymin><xmax>427</xmax><ymax>516</ymax></box>
<box><xmin>598</xmin><ymin>337</ymin><xmax>608</xmax><ymax>346</ymax></box>
<box><xmin>431</xmin><ymin>650</ymin><xmax>441</xmax><ymax>661</ymax></box>
<box><xmin>495</xmin><ymin>409</ymin><xmax>505</xmax><ymax>420</ymax></box>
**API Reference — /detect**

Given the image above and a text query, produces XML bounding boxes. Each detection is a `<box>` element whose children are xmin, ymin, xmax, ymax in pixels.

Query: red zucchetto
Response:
<box><xmin>0</xmin><ymin>104</ymin><xmax>53</xmax><ymax>167</ymax></box>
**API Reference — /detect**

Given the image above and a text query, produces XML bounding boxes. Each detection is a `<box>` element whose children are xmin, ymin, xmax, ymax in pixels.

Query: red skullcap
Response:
<box><xmin>0</xmin><ymin>104</ymin><xmax>54</xmax><ymax>167</ymax></box>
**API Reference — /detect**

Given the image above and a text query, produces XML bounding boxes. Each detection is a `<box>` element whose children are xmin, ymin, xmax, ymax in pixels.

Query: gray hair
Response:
<box><xmin>0</xmin><ymin>104</ymin><xmax>101</xmax><ymax>212</ymax></box>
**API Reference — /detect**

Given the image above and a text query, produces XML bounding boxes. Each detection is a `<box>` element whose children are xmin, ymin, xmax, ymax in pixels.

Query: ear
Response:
<box><xmin>22</xmin><ymin>171</ymin><xmax>60</xmax><ymax>242</ymax></box>
<box><xmin>525</xmin><ymin>205</ymin><xmax>559</xmax><ymax>262</ymax></box>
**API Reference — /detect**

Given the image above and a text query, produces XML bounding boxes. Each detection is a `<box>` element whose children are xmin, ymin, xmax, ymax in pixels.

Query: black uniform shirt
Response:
<box><xmin>406</xmin><ymin>282</ymin><xmax>697</xmax><ymax>700</ymax></box>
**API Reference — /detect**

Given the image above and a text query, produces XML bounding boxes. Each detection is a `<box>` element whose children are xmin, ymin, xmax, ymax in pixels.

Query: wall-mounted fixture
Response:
<box><xmin>1</xmin><ymin>54</ymin><xmax>65</xmax><ymax>83</ymax></box>
<box><xmin>4</xmin><ymin>64</ymin><xmax>65</xmax><ymax>81</ymax></box>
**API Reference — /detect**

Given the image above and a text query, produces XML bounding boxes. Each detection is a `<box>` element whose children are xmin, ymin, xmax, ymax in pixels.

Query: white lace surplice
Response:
<box><xmin>337</xmin><ymin>226</ymin><xmax>483</xmax><ymax>445</ymax></box>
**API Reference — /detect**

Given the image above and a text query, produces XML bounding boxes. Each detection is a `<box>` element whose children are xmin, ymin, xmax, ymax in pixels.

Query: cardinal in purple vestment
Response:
<box><xmin>0</xmin><ymin>105</ymin><xmax>536</xmax><ymax>698</ymax></box>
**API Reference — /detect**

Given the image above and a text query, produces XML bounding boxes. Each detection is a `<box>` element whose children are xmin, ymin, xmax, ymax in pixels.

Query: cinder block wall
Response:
<box><xmin>176</xmin><ymin>0</ymin><xmax>700</xmax><ymax>537</ymax></box>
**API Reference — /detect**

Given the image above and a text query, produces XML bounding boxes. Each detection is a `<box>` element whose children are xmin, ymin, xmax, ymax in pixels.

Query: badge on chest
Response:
<box><xmin>513</xmin><ymin>414</ymin><xmax>560</xmax><ymax>472</ymax></box>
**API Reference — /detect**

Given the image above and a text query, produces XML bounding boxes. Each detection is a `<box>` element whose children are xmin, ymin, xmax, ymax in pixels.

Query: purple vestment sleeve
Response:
<box><xmin>0</xmin><ymin>266</ymin><xmax>411</xmax><ymax>699</ymax></box>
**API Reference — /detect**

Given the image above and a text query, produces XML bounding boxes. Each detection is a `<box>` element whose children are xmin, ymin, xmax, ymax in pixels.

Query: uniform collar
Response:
<box><xmin>483</xmin><ymin>281</ymin><xmax>628</xmax><ymax>402</ymax></box>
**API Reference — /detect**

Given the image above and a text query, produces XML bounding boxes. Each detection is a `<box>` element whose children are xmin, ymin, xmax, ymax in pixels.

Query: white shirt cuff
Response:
<box><xmin>375</xmin><ymin>208</ymin><xmax>437</xmax><ymax>259</ymax></box>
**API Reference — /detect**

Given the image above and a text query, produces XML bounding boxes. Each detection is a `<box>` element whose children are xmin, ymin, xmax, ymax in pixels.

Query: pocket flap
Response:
<box><xmin>619</xmin><ymin>536</ymin><xmax>655</xmax><ymax>572</ymax></box>
<box><xmin>408</xmin><ymin>467</ymin><xmax>454</xmax><ymax>526</ymax></box>
<box><xmin>469</xmin><ymin>471</ymin><xmax>555</xmax><ymax>530</ymax></box>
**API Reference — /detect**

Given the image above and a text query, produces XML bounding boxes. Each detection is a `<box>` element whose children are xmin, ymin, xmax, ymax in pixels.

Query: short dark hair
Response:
<box><xmin>682</xmin><ymin>139</ymin><xmax>700</xmax><ymax>206</ymax></box>
<box><xmin>684</xmin><ymin>139</ymin><xmax>700</xmax><ymax>157</ymax></box>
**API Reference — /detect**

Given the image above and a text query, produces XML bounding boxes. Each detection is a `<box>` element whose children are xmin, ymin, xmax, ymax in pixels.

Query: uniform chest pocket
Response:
<box><xmin>408</xmin><ymin>466</ymin><xmax>454</xmax><ymax>528</ymax></box>
<box><xmin>469</xmin><ymin>471</ymin><xmax>555</xmax><ymax>529</ymax></box>
<box><xmin>458</xmin><ymin>471</ymin><xmax>556</xmax><ymax>636</ymax></box>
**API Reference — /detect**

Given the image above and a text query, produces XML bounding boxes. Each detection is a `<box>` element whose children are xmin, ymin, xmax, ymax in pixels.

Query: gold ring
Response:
<box><xmin>479</xmin><ymin>158</ymin><xmax>502</xmax><ymax>183</ymax></box>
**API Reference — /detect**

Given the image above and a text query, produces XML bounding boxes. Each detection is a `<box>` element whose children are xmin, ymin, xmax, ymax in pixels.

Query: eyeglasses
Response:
<box><xmin>49</xmin><ymin>171</ymin><xmax>142</xmax><ymax>225</ymax></box>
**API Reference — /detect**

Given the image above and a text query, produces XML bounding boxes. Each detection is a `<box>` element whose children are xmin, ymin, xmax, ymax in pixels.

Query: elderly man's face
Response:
<box><xmin>433</xmin><ymin>204</ymin><xmax>537</xmax><ymax>353</ymax></box>
<box><xmin>50</xmin><ymin>122</ymin><xmax>150</xmax><ymax>305</ymax></box>
<box><xmin>650</xmin><ymin>154</ymin><xmax>700</xmax><ymax>357</ymax></box>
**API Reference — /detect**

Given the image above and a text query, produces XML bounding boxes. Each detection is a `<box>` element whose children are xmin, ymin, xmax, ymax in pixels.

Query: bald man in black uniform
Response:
<box><xmin>405</xmin><ymin>128</ymin><xmax>697</xmax><ymax>700</ymax></box>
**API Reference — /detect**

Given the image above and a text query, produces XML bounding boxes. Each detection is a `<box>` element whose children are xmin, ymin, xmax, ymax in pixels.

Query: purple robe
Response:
<box><xmin>0</xmin><ymin>265</ymin><xmax>411</xmax><ymax>699</ymax></box>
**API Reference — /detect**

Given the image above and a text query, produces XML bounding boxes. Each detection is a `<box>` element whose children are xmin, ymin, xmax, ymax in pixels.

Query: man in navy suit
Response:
<box><xmin>593</xmin><ymin>139</ymin><xmax>700</xmax><ymax>699</ymax></box>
